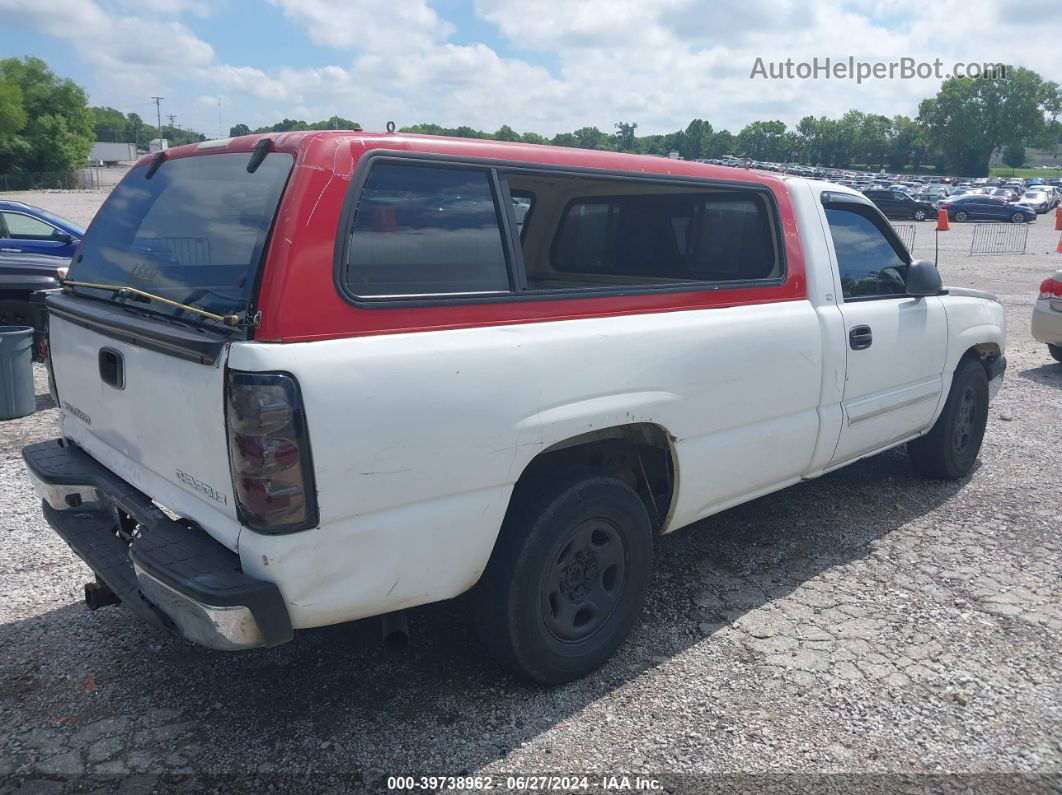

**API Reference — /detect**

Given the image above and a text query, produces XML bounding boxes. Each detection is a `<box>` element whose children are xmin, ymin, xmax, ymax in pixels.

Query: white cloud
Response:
<box><xmin>114</xmin><ymin>0</ymin><xmax>215</xmax><ymax>17</ymax></box>
<box><xmin>205</xmin><ymin>65</ymin><xmax>291</xmax><ymax>101</ymax></box>
<box><xmin>1</xmin><ymin>0</ymin><xmax>1059</xmax><ymax>139</ymax></box>
<box><xmin>265</xmin><ymin>0</ymin><xmax>452</xmax><ymax>51</ymax></box>
<box><xmin>0</xmin><ymin>0</ymin><xmax>212</xmax><ymax>95</ymax></box>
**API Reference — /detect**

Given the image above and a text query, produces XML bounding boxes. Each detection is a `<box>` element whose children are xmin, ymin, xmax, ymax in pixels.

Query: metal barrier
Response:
<box><xmin>891</xmin><ymin>223</ymin><xmax>916</xmax><ymax>254</ymax></box>
<box><xmin>970</xmin><ymin>223</ymin><xmax>1028</xmax><ymax>255</ymax></box>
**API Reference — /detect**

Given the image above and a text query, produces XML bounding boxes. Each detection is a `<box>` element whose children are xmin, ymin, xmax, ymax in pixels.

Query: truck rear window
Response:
<box><xmin>69</xmin><ymin>152</ymin><xmax>292</xmax><ymax>325</ymax></box>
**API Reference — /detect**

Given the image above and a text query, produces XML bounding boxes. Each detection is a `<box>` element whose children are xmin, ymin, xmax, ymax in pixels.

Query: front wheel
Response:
<box><xmin>1010</xmin><ymin>212</ymin><xmax>1026</xmax><ymax>223</ymax></box>
<box><xmin>475</xmin><ymin>476</ymin><xmax>653</xmax><ymax>683</ymax></box>
<box><xmin>1049</xmin><ymin>344</ymin><xmax>1062</xmax><ymax>364</ymax></box>
<box><xmin>913</xmin><ymin>208</ymin><xmax>927</xmax><ymax>221</ymax></box>
<box><xmin>908</xmin><ymin>358</ymin><xmax>989</xmax><ymax>479</ymax></box>
<box><xmin>954</xmin><ymin>210</ymin><xmax>969</xmax><ymax>222</ymax></box>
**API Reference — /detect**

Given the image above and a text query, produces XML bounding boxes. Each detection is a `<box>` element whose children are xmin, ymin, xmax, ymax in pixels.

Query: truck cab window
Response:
<box><xmin>344</xmin><ymin>163</ymin><xmax>511</xmax><ymax>298</ymax></box>
<box><xmin>825</xmin><ymin>207</ymin><xmax>909</xmax><ymax>300</ymax></box>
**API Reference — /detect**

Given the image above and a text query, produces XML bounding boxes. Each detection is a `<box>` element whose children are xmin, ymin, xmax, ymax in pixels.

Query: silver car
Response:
<box><xmin>1032</xmin><ymin>269</ymin><xmax>1062</xmax><ymax>363</ymax></box>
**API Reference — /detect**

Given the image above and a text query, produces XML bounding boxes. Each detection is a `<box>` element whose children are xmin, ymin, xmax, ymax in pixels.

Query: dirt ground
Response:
<box><xmin>0</xmin><ymin>186</ymin><xmax>1060</xmax><ymax>793</ymax></box>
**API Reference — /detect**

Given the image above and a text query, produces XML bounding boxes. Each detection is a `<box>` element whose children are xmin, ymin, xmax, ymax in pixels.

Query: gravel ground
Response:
<box><xmin>0</xmin><ymin>193</ymin><xmax>1060</xmax><ymax>793</ymax></box>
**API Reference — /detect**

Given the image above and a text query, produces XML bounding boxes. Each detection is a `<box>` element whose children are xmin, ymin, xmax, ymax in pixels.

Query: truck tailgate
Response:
<box><xmin>48</xmin><ymin>313</ymin><xmax>243</xmax><ymax>551</ymax></box>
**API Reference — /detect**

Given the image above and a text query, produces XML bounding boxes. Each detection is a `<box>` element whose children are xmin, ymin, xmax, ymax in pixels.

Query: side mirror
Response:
<box><xmin>55</xmin><ymin>233</ymin><xmax>74</xmax><ymax>244</ymax></box>
<box><xmin>906</xmin><ymin>260</ymin><xmax>943</xmax><ymax>298</ymax></box>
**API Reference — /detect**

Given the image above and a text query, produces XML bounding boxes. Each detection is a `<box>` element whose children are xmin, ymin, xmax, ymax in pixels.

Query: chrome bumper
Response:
<box><xmin>22</xmin><ymin>439</ymin><xmax>292</xmax><ymax>652</ymax></box>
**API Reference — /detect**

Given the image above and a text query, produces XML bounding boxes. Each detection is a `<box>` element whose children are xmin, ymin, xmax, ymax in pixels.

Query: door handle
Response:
<box><xmin>849</xmin><ymin>325</ymin><xmax>873</xmax><ymax>350</ymax></box>
<box><xmin>0</xmin><ymin>247</ymin><xmax>20</xmax><ymax>253</ymax></box>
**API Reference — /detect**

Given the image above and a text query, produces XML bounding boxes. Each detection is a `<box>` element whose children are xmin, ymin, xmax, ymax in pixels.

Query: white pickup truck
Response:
<box><xmin>24</xmin><ymin>132</ymin><xmax>1006</xmax><ymax>683</ymax></box>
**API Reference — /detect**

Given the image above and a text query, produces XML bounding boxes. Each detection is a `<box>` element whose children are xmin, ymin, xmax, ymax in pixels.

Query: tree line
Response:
<box><xmin>0</xmin><ymin>55</ymin><xmax>1058</xmax><ymax>179</ymax></box>
<box><xmin>401</xmin><ymin>66</ymin><xmax>1059</xmax><ymax>176</ymax></box>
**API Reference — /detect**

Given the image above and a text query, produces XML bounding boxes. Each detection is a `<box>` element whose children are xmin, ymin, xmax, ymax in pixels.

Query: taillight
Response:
<box><xmin>225</xmin><ymin>370</ymin><xmax>318</xmax><ymax>533</ymax></box>
<box><xmin>1038</xmin><ymin>278</ymin><xmax>1062</xmax><ymax>300</ymax></box>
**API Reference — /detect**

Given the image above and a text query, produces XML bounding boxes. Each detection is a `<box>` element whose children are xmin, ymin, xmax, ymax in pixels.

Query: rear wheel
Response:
<box><xmin>1010</xmin><ymin>212</ymin><xmax>1026</xmax><ymax>223</ymax></box>
<box><xmin>475</xmin><ymin>476</ymin><xmax>653</xmax><ymax>683</ymax></box>
<box><xmin>954</xmin><ymin>210</ymin><xmax>969</xmax><ymax>222</ymax></box>
<box><xmin>1049</xmin><ymin>344</ymin><xmax>1062</xmax><ymax>364</ymax></box>
<box><xmin>913</xmin><ymin>208</ymin><xmax>927</xmax><ymax>221</ymax></box>
<box><xmin>907</xmin><ymin>358</ymin><xmax>988</xmax><ymax>479</ymax></box>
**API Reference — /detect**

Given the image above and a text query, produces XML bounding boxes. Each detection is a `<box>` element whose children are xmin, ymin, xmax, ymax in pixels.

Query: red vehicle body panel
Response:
<box><xmin>151</xmin><ymin>132</ymin><xmax>808</xmax><ymax>342</ymax></box>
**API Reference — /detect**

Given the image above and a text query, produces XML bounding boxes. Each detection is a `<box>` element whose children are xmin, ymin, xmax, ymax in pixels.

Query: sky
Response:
<box><xmin>1</xmin><ymin>0</ymin><xmax>1060</xmax><ymax>140</ymax></box>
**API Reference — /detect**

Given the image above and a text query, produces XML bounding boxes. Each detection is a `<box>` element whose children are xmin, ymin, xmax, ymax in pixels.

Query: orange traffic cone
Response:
<box><xmin>936</xmin><ymin>208</ymin><xmax>950</xmax><ymax>231</ymax></box>
<box><xmin>1056</xmin><ymin>233</ymin><xmax>1062</xmax><ymax>254</ymax></box>
<box><xmin>1055</xmin><ymin>206</ymin><xmax>1062</xmax><ymax>231</ymax></box>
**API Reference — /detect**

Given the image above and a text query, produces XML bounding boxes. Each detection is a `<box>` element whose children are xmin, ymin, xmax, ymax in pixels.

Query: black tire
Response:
<box><xmin>913</xmin><ymin>208</ymin><xmax>927</xmax><ymax>221</ymax></box>
<box><xmin>0</xmin><ymin>299</ymin><xmax>33</xmax><ymax>328</ymax></box>
<box><xmin>1049</xmin><ymin>344</ymin><xmax>1062</xmax><ymax>364</ymax></box>
<box><xmin>954</xmin><ymin>210</ymin><xmax>968</xmax><ymax>222</ymax></box>
<box><xmin>907</xmin><ymin>358</ymin><xmax>989</xmax><ymax>479</ymax></box>
<box><xmin>1010</xmin><ymin>212</ymin><xmax>1026</xmax><ymax>223</ymax></box>
<box><xmin>475</xmin><ymin>476</ymin><xmax>653</xmax><ymax>684</ymax></box>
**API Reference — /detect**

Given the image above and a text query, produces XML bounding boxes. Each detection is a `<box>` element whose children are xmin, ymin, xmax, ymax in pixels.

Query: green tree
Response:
<box><xmin>918</xmin><ymin>66</ymin><xmax>1059</xmax><ymax>176</ymax></box>
<box><xmin>613</xmin><ymin>121</ymin><xmax>639</xmax><ymax>152</ymax></box>
<box><xmin>0</xmin><ymin>56</ymin><xmax>93</xmax><ymax>174</ymax></box>
<box><xmin>735</xmin><ymin>120</ymin><xmax>787</xmax><ymax>160</ymax></box>
<box><xmin>493</xmin><ymin>124</ymin><xmax>520</xmax><ymax>142</ymax></box>
<box><xmin>310</xmin><ymin>116</ymin><xmax>360</xmax><ymax>130</ymax></box>
<box><xmin>551</xmin><ymin>132</ymin><xmax>579</xmax><ymax>147</ymax></box>
<box><xmin>0</xmin><ymin>79</ymin><xmax>27</xmax><ymax>140</ymax></box>
<box><xmin>854</xmin><ymin>113</ymin><xmax>892</xmax><ymax>170</ymax></box>
<box><xmin>572</xmin><ymin>126</ymin><xmax>613</xmax><ymax>150</ymax></box>
<box><xmin>229</xmin><ymin>123</ymin><xmax>252</xmax><ymax>137</ymax></box>
<box><xmin>1002</xmin><ymin>143</ymin><xmax>1026</xmax><ymax>169</ymax></box>
<box><xmin>886</xmin><ymin>115</ymin><xmax>921</xmax><ymax>171</ymax></box>
<box><xmin>521</xmin><ymin>131</ymin><xmax>549</xmax><ymax>146</ymax></box>
<box><xmin>706</xmin><ymin>129</ymin><xmax>734</xmax><ymax>158</ymax></box>
<box><xmin>680</xmin><ymin>118</ymin><xmax>712</xmax><ymax>160</ymax></box>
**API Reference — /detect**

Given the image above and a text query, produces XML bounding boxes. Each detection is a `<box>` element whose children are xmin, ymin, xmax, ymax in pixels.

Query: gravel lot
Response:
<box><xmin>0</xmin><ymin>191</ymin><xmax>1060</xmax><ymax>793</ymax></box>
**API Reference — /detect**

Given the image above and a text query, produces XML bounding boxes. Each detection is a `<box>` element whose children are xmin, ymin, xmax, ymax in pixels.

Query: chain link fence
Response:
<box><xmin>0</xmin><ymin>168</ymin><xmax>104</xmax><ymax>191</ymax></box>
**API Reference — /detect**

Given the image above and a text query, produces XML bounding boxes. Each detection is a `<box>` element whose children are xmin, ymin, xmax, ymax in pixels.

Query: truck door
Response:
<box><xmin>822</xmin><ymin>201</ymin><xmax>947</xmax><ymax>466</ymax></box>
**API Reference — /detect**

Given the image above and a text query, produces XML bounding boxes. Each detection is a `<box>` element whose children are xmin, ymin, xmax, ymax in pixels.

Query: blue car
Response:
<box><xmin>940</xmin><ymin>195</ymin><xmax>1037</xmax><ymax>223</ymax></box>
<box><xmin>0</xmin><ymin>200</ymin><xmax>84</xmax><ymax>258</ymax></box>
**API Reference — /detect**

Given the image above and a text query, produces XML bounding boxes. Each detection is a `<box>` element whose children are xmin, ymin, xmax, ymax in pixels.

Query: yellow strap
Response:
<box><xmin>61</xmin><ymin>280</ymin><xmax>240</xmax><ymax>326</ymax></box>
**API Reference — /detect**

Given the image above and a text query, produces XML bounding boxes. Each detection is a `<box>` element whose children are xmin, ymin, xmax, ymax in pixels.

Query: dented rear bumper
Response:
<box><xmin>21</xmin><ymin>439</ymin><xmax>293</xmax><ymax>651</ymax></box>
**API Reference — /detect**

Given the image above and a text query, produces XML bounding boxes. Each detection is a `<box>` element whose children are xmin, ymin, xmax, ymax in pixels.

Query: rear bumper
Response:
<box><xmin>21</xmin><ymin>439</ymin><xmax>293</xmax><ymax>651</ymax></box>
<box><xmin>1032</xmin><ymin>299</ymin><xmax>1062</xmax><ymax>346</ymax></box>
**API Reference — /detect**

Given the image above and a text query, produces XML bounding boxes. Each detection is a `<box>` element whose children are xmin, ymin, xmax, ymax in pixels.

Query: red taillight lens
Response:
<box><xmin>226</xmin><ymin>370</ymin><xmax>317</xmax><ymax>533</ymax></box>
<box><xmin>1039</xmin><ymin>278</ymin><xmax>1062</xmax><ymax>299</ymax></box>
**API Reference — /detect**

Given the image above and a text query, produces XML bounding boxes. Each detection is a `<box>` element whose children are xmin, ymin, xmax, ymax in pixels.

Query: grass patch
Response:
<box><xmin>989</xmin><ymin>166</ymin><xmax>1062</xmax><ymax>178</ymax></box>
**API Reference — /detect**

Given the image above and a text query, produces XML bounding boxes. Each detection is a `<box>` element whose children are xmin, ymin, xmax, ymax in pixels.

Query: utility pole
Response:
<box><xmin>150</xmin><ymin>96</ymin><xmax>163</xmax><ymax>143</ymax></box>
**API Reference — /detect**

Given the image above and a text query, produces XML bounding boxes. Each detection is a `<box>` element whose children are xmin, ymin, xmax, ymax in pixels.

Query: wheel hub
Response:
<box><xmin>541</xmin><ymin>518</ymin><xmax>626</xmax><ymax>643</ymax></box>
<box><xmin>560</xmin><ymin>550</ymin><xmax>597</xmax><ymax>599</ymax></box>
